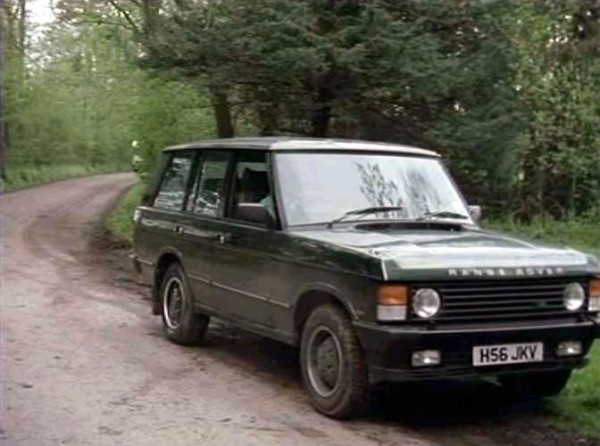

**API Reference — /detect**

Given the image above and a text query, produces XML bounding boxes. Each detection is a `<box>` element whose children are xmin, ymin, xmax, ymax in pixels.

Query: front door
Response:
<box><xmin>208</xmin><ymin>151</ymin><xmax>285</xmax><ymax>331</ymax></box>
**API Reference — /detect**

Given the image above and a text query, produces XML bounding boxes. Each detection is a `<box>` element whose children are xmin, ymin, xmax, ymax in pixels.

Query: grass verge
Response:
<box><xmin>486</xmin><ymin>218</ymin><xmax>600</xmax><ymax>258</ymax></box>
<box><xmin>485</xmin><ymin>218</ymin><xmax>600</xmax><ymax>439</ymax></box>
<box><xmin>107</xmin><ymin>181</ymin><xmax>145</xmax><ymax>243</ymax></box>
<box><xmin>3</xmin><ymin>163</ymin><xmax>126</xmax><ymax>192</ymax></box>
<box><xmin>553</xmin><ymin>343</ymin><xmax>600</xmax><ymax>439</ymax></box>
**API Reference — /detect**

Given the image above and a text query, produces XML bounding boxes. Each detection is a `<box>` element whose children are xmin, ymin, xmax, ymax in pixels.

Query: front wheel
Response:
<box><xmin>500</xmin><ymin>370</ymin><xmax>572</xmax><ymax>398</ymax></box>
<box><xmin>300</xmin><ymin>304</ymin><xmax>368</xmax><ymax>419</ymax></box>
<box><xmin>160</xmin><ymin>263</ymin><xmax>209</xmax><ymax>346</ymax></box>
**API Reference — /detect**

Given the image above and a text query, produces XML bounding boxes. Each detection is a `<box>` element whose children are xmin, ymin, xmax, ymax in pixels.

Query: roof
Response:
<box><xmin>164</xmin><ymin>137</ymin><xmax>440</xmax><ymax>157</ymax></box>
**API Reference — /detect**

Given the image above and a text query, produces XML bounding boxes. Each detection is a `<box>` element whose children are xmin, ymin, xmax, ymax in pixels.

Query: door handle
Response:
<box><xmin>215</xmin><ymin>233</ymin><xmax>231</xmax><ymax>244</ymax></box>
<box><xmin>174</xmin><ymin>225</ymin><xmax>184</xmax><ymax>235</ymax></box>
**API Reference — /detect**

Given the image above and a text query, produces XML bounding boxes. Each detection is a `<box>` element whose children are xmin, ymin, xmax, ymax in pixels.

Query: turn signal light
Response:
<box><xmin>377</xmin><ymin>284</ymin><xmax>408</xmax><ymax>306</ymax></box>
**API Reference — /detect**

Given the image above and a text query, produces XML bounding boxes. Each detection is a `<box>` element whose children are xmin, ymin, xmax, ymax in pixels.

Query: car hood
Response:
<box><xmin>294</xmin><ymin>226</ymin><xmax>600</xmax><ymax>281</ymax></box>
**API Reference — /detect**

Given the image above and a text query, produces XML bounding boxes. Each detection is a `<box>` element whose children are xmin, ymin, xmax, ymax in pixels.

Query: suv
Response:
<box><xmin>132</xmin><ymin>137</ymin><xmax>600</xmax><ymax>418</ymax></box>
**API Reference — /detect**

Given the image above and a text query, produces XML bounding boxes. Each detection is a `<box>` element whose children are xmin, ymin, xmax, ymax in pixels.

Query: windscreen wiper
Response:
<box><xmin>327</xmin><ymin>206</ymin><xmax>404</xmax><ymax>228</ymax></box>
<box><xmin>417</xmin><ymin>211</ymin><xmax>469</xmax><ymax>221</ymax></box>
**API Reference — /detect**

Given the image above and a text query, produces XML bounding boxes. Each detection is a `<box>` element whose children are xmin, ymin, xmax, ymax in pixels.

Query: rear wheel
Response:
<box><xmin>160</xmin><ymin>263</ymin><xmax>209</xmax><ymax>346</ymax></box>
<box><xmin>300</xmin><ymin>304</ymin><xmax>368</xmax><ymax>419</ymax></box>
<box><xmin>500</xmin><ymin>370</ymin><xmax>572</xmax><ymax>397</ymax></box>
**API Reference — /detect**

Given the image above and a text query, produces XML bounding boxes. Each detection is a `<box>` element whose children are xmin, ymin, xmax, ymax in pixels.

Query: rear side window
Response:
<box><xmin>154</xmin><ymin>153</ymin><xmax>194</xmax><ymax>211</ymax></box>
<box><xmin>191</xmin><ymin>153</ymin><xmax>230</xmax><ymax>217</ymax></box>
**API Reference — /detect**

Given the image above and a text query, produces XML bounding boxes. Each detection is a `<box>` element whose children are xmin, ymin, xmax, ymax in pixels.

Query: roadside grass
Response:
<box><xmin>553</xmin><ymin>343</ymin><xmax>600</xmax><ymax>439</ymax></box>
<box><xmin>107</xmin><ymin>181</ymin><xmax>145</xmax><ymax>242</ymax></box>
<box><xmin>486</xmin><ymin>218</ymin><xmax>600</xmax><ymax>258</ymax></box>
<box><xmin>3</xmin><ymin>163</ymin><xmax>126</xmax><ymax>192</ymax></box>
<box><xmin>485</xmin><ymin>218</ymin><xmax>600</xmax><ymax>439</ymax></box>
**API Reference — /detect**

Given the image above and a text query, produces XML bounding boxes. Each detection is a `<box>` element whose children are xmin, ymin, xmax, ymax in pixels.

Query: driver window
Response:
<box><xmin>231</xmin><ymin>153</ymin><xmax>275</xmax><ymax>225</ymax></box>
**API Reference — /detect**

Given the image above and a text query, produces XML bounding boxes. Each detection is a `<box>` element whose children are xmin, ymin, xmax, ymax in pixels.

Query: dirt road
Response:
<box><xmin>0</xmin><ymin>174</ymin><xmax>593</xmax><ymax>446</ymax></box>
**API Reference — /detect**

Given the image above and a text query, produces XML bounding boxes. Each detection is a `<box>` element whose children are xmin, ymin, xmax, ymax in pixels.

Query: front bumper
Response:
<box><xmin>354</xmin><ymin>318</ymin><xmax>600</xmax><ymax>383</ymax></box>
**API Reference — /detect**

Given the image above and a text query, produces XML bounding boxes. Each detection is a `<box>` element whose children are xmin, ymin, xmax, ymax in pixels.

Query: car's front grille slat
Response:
<box><xmin>444</xmin><ymin>297</ymin><xmax>564</xmax><ymax>308</ymax></box>
<box><xmin>414</xmin><ymin>278</ymin><xmax>588</xmax><ymax>322</ymax></box>
<box><xmin>444</xmin><ymin>304</ymin><xmax>566</xmax><ymax>315</ymax></box>
<box><xmin>440</xmin><ymin>290</ymin><xmax>565</xmax><ymax>300</ymax></box>
<box><xmin>442</xmin><ymin>284</ymin><xmax>567</xmax><ymax>293</ymax></box>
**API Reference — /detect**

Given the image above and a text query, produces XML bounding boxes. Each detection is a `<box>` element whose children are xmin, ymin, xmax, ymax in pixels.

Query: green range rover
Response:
<box><xmin>132</xmin><ymin>137</ymin><xmax>600</xmax><ymax>418</ymax></box>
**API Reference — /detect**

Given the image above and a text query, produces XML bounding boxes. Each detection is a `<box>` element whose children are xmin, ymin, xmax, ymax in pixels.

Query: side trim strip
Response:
<box><xmin>212</xmin><ymin>281</ymin><xmax>268</xmax><ymax>302</ymax></box>
<box><xmin>193</xmin><ymin>300</ymin><xmax>297</xmax><ymax>345</ymax></box>
<box><xmin>188</xmin><ymin>273</ymin><xmax>210</xmax><ymax>284</ymax></box>
<box><xmin>188</xmin><ymin>273</ymin><xmax>291</xmax><ymax>309</ymax></box>
<box><xmin>130</xmin><ymin>254</ymin><xmax>154</xmax><ymax>267</ymax></box>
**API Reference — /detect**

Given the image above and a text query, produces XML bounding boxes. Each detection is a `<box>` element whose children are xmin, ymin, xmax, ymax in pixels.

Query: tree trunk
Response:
<box><xmin>18</xmin><ymin>0</ymin><xmax>25</xmax><ymax>58</ymax></box>
<box><xmin>0</xmin><ymin>0</ymin><xmax>7</xmax><ymax>187</ymax></box>
<box><xmin>257</xmin><ymin>100</ymin><xmax>277</xmax><ymax>136</ymax></box>
<box><xmin>310</xmin><ymin>80</ymin><xmax>334</xmax><ymax>138</ymax></box>
<box><xmin>141</xmin><ymin>0</ymin><xmax>161</xmax><ymax>35</ymax></box>
<box><xmin>210</xmin><ymin>88</ymin><xmax>234</xmax><ymax>138</ymax></box>
<box><xmin>310</xmin><ymin>104</ymin><xmax>332</xmax><ymax>138</ymax></box>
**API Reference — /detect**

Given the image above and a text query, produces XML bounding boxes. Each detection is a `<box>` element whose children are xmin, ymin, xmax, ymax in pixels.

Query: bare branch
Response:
<box><xmin>107</xmin><ymin>0</ymin><xmax>140</xmax><ymax>34</ymax></box>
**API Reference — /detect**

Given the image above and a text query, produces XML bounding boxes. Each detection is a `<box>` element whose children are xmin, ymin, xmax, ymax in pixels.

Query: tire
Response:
<box><xmin>300</xmin><ymin>303</ymin><xmax>368</xmax><ymax>419</ymax></box>
<box><xmin>500</xmin><ymin>370</ymin><xmax>572</xmax><ymax>398</ymax></box>
<box><xmin>160</xmin><ymin>263</ymin><xmax>209</xmax><ymax>346</ymax></box>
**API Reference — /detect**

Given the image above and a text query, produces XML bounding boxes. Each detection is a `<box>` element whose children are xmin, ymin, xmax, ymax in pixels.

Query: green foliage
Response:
<box><xmin>485</xmin><ymin>217</ymin><xmax>600</xmax><ymax>258</ymax></box>
<box><xmin>5</xmin><ymin>0</ymin><xmax>600</xmax><ymax>221</ymax></box>
<box><xmin>107</xmin><ymin>181</ymin><xmax>146</xmax><ymax>242</ymax></box>
<box><xmin>508</xmin><ymin>1</ymin><xmax>600</xmax><ymax>220</ymax></box>
<box><xmin>3</xmin><ymin>14</ymin><xmax>214</xmax><ymax>188</ymax></box>
<box><xmin>4</xmin><ymin>163</ymin><xmax>120</xmax><ymax>191</ymax></box>
<box><xmin>141</xmin><ymin>0</ymin><xmax>517</xmax><ymax>141</ymax></box>
<box><xmin>552</xmin><ymin>343</ymin><xmax>600</xmax><ymax>439</ymax></box>
<box><xmin>484</xmin><ymin>218</ymin><xmax>600</xmax><ymax>438</ymax></box>
<box><xmin>127</xmin><ymin>0</ymin><xmax>600</xmax><ymax>221</ymax></box>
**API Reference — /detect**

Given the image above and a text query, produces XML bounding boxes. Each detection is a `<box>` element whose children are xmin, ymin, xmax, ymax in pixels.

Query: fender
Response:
<box><xmin>151</xmin><ymin>247</ymin><xmax>186</xmax><ymax>314</ymax></box>
<box><xmin>292</xmin><ymin>281</ymin><xmax>358</xmax><ymax>320</ymax></box>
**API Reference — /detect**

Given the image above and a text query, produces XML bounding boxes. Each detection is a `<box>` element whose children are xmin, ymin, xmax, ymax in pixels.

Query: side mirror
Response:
<box><xmin>235</xmin><ymin>203</ymin><xmax>276</xmax><ymax>228</ymax></box>
<box><xmin>468</xmin><ymin>205</ymin><xmax>482</xmax><ymax>223</ymax></box>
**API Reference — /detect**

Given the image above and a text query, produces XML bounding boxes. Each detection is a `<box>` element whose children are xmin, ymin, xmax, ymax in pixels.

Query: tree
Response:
<box><xmin>7</xmin><ymin>0</ymin><xmax>600</xmax><ymax>223</ymax></box>
<box><xmin>510</xmin><ymin>0</ymin><xmax>600</xmax><ymax>219</ymax></box>
<box><xmin>0</xmin><ymin>0</ymin><xmax>6</xmax><ymax>187</ymax></box>
<box><xmin>2</xmin><ymin>3</ymin><xmax>214</xmax><ymax>185</ymax></box>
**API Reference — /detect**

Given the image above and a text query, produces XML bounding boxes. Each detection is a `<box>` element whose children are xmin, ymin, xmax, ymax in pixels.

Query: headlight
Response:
<box><xmin>563</xmin><ymin>283</ymin><xmax>585</xmax><ymax>311</ymax></box>
<box><xmin>412</xmin><ymin>288</ymin><xmax>442</xmax><ymax>319</ymax></box>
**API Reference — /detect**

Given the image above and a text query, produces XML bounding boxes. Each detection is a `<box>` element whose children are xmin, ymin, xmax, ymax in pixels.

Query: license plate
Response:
<box><xmin>473</xmin><ymin>342</ymin><xmax>543</xmax><ymax>367</ymax></box>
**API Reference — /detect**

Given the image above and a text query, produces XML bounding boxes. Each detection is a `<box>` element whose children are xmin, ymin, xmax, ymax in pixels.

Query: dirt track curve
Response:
<box><xmin>0</xmin><ymin>173</ymin><xmax>595</xmax><ymax>446</ymax></box>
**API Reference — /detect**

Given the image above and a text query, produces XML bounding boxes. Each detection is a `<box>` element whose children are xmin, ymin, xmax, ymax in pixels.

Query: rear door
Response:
<box><xmin>134</xmin><ymin>150</ymin><xmax>196</xmax><ymax>271</ymax></box>
<box><xmin>179</xmin><ymin>151</ymin><xmax>232</xmax><ymax>312</ymax></box>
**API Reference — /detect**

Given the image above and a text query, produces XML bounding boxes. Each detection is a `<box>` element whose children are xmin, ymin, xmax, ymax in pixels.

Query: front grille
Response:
<box><xmin>414</xmin><ymin>278</ymin><xmax>589</xmax><ymax>322</ymax></box>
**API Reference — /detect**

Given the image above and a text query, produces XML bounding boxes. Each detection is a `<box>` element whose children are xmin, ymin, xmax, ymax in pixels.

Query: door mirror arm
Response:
<box><xmin>468</xmin><ymin>205</ymin><xmax>482</xmax><ymax>223</ymax></box>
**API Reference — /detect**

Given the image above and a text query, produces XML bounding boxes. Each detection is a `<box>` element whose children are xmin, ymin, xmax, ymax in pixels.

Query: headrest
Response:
<box><xmin>240</xmin><ymin>168</ymin><xmax>269</xmax><ymax>192</ymax></box>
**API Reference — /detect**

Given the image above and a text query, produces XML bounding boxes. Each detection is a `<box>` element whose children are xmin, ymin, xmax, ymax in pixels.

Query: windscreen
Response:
<box><xmin>275</xmin><ymin>152</ymin><xmax>470</xmax><ymax>226</ymax></box>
